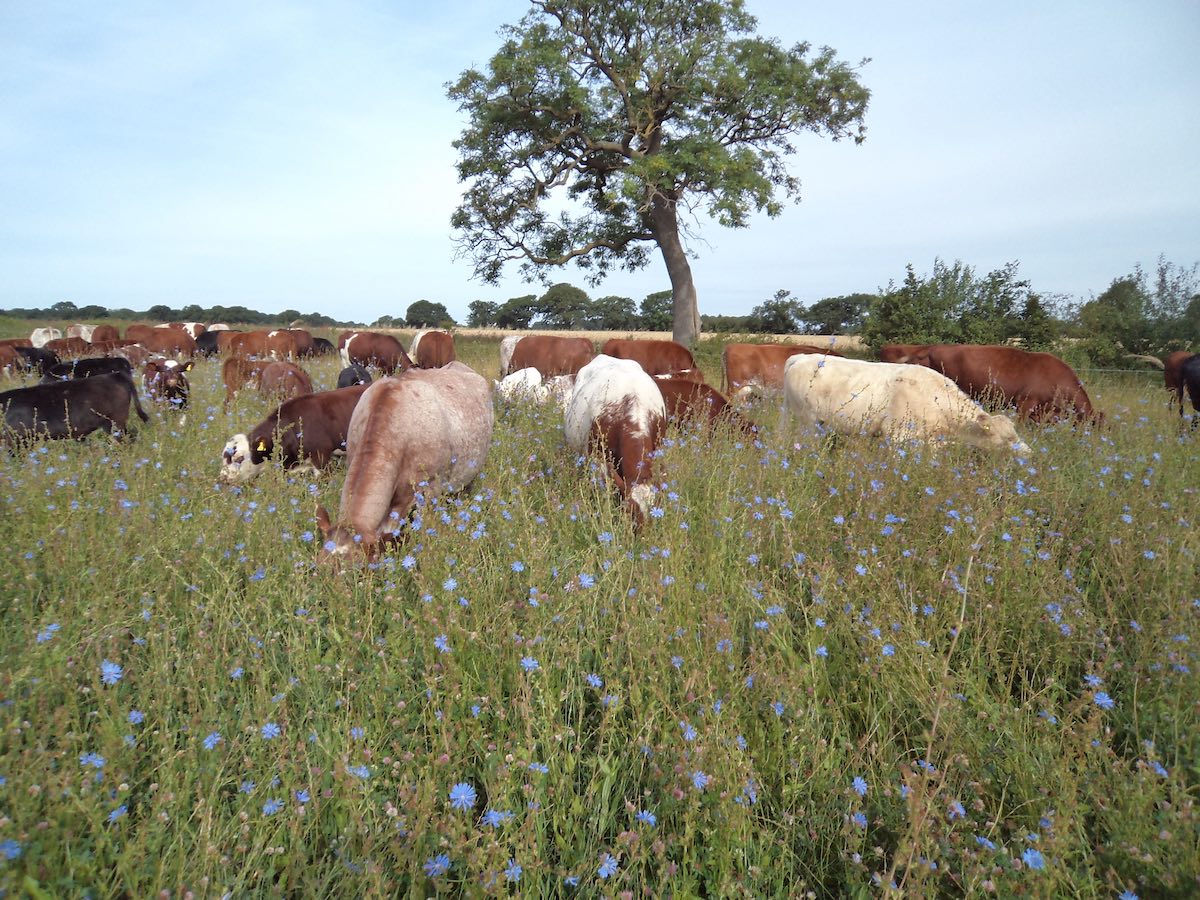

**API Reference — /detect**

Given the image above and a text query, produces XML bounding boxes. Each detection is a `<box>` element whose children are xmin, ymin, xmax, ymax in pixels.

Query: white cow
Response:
<box><xmin>782</xmin><ymin>355</ymin><xmax>1031</xmax><ymax>454</ymax></box>
<box><xmin>66</xmin><ymin>323</ymin><xmax>96</xmax><ymax>342</ymax></box>
<box><xmin>498</xmin><ymin>335</ymin><xmax>523</xmax><ymax>378</ymax></box>
<box><xmin>30</xmin><ymin>327</ymin><xmax>62</xmax><ymax>348</ymax></box>
<box><xmin>494</xmin><ymin>367</ymin><xmax>575</xmax><ymax>411</ymax></box>
<box><xmin>564</xmin><ymin>355</ymin><xmax>665</xmax><ymax>524</ymax></box>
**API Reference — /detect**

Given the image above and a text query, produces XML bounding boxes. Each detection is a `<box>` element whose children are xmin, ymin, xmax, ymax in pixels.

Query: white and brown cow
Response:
<box><xmin>498</xmin><ymin>335</ymin><xmax>523</xmax><ymax>378</ymax></box>
<box><xmin>143</xmin><ymin>358</ymin><xmax>191</xmax><ymax>410</ymax></box>
<box><xmin>339</xmin><ymin>331</ymin><xmax>413</xmax><ymax>375</ymax></box>
<box><xmin>410</xmin><ymin>330</ymin><xmax>456</xmax><ymax>368</ymax></box>
<box><xmin>494</xmin><ymin>367</ymin><xmax>575</xmax><ymax>411</ymax></box>
<box><xmin>781</xmin><ymin>355</ymin><xmax>1031</xmax><ymax>454</ymax></box>
<box><xmin>564</xmin><ymin>355</ymin><xmax>666</xmax><ymax>526</ymax></box>
<box><xmin>316</xmin><ymin>362</ymin><xmax>493</xmax><ymax>559</ymax></box>
<box><xmin>221</xmin><ymin>384</ymin><xmax>370</xmax><ymax>482</ymax></box>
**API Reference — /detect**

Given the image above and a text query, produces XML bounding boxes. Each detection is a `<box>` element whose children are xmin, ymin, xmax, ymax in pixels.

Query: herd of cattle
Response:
<box><xmin>1</xmin><ymin>322</ymin><xmax>1198</xmax><ymax>554</ymax></box>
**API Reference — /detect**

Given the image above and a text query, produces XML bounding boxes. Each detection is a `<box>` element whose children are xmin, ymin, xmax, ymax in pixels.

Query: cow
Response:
<box><xmin>654</xmin><ymin>376</ymin><xmax>756</xmax><ymax>435</ymax></box>
<box><xmin>601</xmin><ymin>338</ymin><xmax>695</xmax><ymax>376</ymax></box>
<box><xmin>315</xmin><ymin>362</ymin><xmax>494</xmax><ymax>559</ymax></box>
<box><xmin>222</xmin><ymin>357</ymin><xmax>272</xmax><ymax>409</ymax></box>
<box><xmin>0</xmin><ymin>338</ymin><xmax>33</xmax><ymax>349</ymax></box>
<box><xmin>722</xmin><ymin>342</ymin><xmax>844</xmax><ymax>399</ymax></box>
<box><xmin>29</xmin><ymin>327</ymin><xmax>62</xmax><ymax>348</ymax></box>
<box><xmin>12</xmin><ymin>347</ymin><xmax>59</xmax><ymax>376</ymax></box>
<box><xmin>564</xmin><ymin>355</ymin><xmax>666</xmax><ymax>526</ymax></box>
<box><xmin>1178</xmin><ymin>354</ymin><xmax>1200</xmax><ymax>428</ymax></box>
<box><xmin>44</xmin><ymin>337</ymin><xmax>93</xmax><ymax>358</ymax></box>
<box><xmin>509</xmin><ymin>334</ymin><xmax>594</xmax><ymax>378</ymax></box>
<box><xmin>309</xmin><ymin>337</ymin><xmax>335</xmax><ymax>357</ymax></box>
<box><xmin>221</xmin><ymin>384</ymin><xmax>370</xmax><ymax>482</ymax></box>
<box><xmin>0</xmin><ymin>345</ymin><xmax>20</xmax><ymax>376</ymax></box>
<box><xmin>257</xmin><ymin>361</ymin><xmax>313</xmax><ymax>402</ymax></box>
<box><xmin>499</xmin><ymin>335</ymin><xmax>523</xmax><ymax>378</ymax></box>
<box><xmin>123</xmin><ymin>324</ymin><xmax>158</xmax><ymax>343</ymax></box>
<box><xmin>109</xmin><ymin>344</ymin><xmax>154</xmax><ymax>369</ymax></box>
<box><xmin>41</xmin><ymin>357</ymin><xmax>133</xmax><ymax>383</ymax></box>
<box><xmin>66</xmin><ymin>324</ymin><xmax>96</xmax><ymax>342</ymax></box>
<box><xmin>138</xmin><ymin>328</ymin><xmax>196</xmax><ymax>358</ymax></box>
<box><xmin>207</xmin><ymin>323</ymin><xmax>231</xmax><ymax>332</ymax></box>
<box><xmin>228</xmin><ymin>330</ymin><xmax>303</xmax><ymax>360</ymax></box>
<box><xmin>337</xmin><ymin>365</ymin><xmax>373</xmax><ymax>389</ymax></box>
<box><xmin>168</xmin><ymin>322</ymin><xmax>206</xmax><ymax>339</ymax></box>
<box><xmin>1</xmin><ymin>371</ymin><xmax>149</xmax><ymax>445</ymax></box>
<box><xmin>143</xmin><ymin>358</ymin><xmax>191</xmax><ymax>410</ymax></box>
<box><xmin>89</xmin><ymin>324</ymin><xmax>120</xmax><ymax>344</ymax></box>
<box><xmin>879</xmin><ymin>343</ymin><xmax>1100</xmax><ymax>423</ymax></box>
<box><xmin>782</xmin><ymin>355</ymin><xmax>1031</xmax><ymax>455</ymax></box>
<box><xmin>340</xmin><ymin>331</ymin><xmax>413</xmax><ymax>375</ymax></box>
<box><xmin>410</xmin><ymin>330</ymin><xmax>456</xmax><ymax>368</ymax></box>
<box><xmin>195</xmin><ymin>331</ymin><xmax>222</xmax><ymax>357</ymax></box>
<box><xmin>494</xmin><ymin>368</ymin><xmax>574</xmax><ymax>410</ymax></box>
<box><xmin>1164</xmin><ymin>350</ymin><xmax>1195</xmax><ymax>412</ymax></box>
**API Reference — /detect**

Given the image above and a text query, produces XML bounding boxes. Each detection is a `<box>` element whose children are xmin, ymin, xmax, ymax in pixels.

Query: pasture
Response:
<box><xmin>0</xmin><ymin>333</ymin><xmax>1197</xmax><ymax>897</ymax></box>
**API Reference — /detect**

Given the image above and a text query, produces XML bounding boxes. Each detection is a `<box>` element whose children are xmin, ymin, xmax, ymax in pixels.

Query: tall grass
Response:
<box><xmin>0</xmin><ymin>336</ymin><xmax>1196</xmax><ymax>897</ymax></box>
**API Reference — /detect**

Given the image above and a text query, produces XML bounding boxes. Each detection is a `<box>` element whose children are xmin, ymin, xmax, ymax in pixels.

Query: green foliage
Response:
<box><xmin>536</xmin><ymin>283</ymin><xmax>592</xmax><ymax>329</ymax></box>
<box><xmin>748</xmin><ymin>289</ymin><xmax>805</xmax><ymax>333</ymax></box>
<box><xmin>639</xmin><ymin>291</ymin><xmax>673</xmax><ymax>331</ymax></box>
<box><xmin>466</xmin><ymin>300</ymin><xmax>500</xmax><ymax>328</ymax></box>
<box><xmin>1013</xmin><ymin>292</ymin><xmax>1058</xmax><ymax>351</ymax></box>
<box><xmin>589</xmin><ymin>295</ymin><xmax>638</xmax><ymax>330</ymax></box>
<box><xmin>800</xmin><ymin>293</ymin><xmax>873</xmax><ymax>334</ymax></box>
<box><xmin>406</xmin><ymin>300</ymin><xmax>457</xmax><ymax>328</ymax></box>
<box><xmin>495</xmin><ymin>295</ymin><xmax>540</xmax><ymax>329</ymax></box>
<box><xmin>447</xmin><ymin>0</ymin><xmax>869</xmax><ymax>343</ymax></box>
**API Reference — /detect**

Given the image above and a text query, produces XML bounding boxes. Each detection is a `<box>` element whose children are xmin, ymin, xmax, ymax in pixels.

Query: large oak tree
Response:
<box><xmin>447</xmin><ymin>0</ymin><xmax>870</xmax><ymax>347</ymax></box>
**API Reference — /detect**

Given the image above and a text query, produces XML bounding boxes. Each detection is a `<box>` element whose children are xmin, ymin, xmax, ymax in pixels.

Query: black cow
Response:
<box><xmin>1181</xmin><ymin>354</ymin><xmax>1200</xmax><ymax>429</ymax></box>
<box><xmin>195</xmin><ymin>331</ymin><xmax>222</xmax><ymax>357</ymax></box>
<box><xmin>309</xmin><ymin>337</ymin><xmax>336</xmax><ymax>357</ymax></box>
<box><xmin>40</xmin><ymin>357</ymin><xmax>133</xmax><ymax>383</ymax></box>
<box><xmin>14</xmin><ymin>346</ymin><xmax>59</xmax><ymax>376</ymax></box>
<box><xmin>336</xmin><ymin>364</ymin><xmax>373</xmax><ymax>389</ymax></box>
<box><xmin>1</xmin><ymin>372</ymin><xmax>149</xmax><ymax>445</ymax></box>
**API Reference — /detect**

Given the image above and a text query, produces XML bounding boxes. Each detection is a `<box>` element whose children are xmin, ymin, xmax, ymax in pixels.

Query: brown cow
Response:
<box><xmin>509</xmin><ymin>334</ymin><xmax>594</xmax><ymax>377</ymax></box>
<box><xmin>124</xmin><ymin>324</ymin><xmax>158</xmax><ymax>342</ymax></box>
<box><xmin>258</xmin><ymin>361</ymin><xmax>313</xmax><ymax>402</ymax></box>
<box><xmin>0</xmin><ymin>338</ymin><xmax>33</xmax><ymax>349</ymax></box>
<box><xmin>340</xmin><ymin>332</ymin><xmax>413</xmax><ymax>375</ymax></box>
<box><xmin>143</xmin><ymin>358</ymin><xmax>191</xmax><ymax>410</ymax></box>
<box><xmin>220</xmin><ymin>384</ymin><xmax>370</xmax><ymax>482</ymax></box>
<box><xmin>1164</xmin><ymin>350</ymin><xmax>1195</xmax><ymax>411</ymax></box>
<box><xmin>167</xmin><ymin>322</ymin><xmax>206</xmax><ymax>339</ymax></box>
<box><xmin>66</xmin><ymin>324</ymin><xmax>96</xmax><ymax>341</ymax></box>
<box><xmin>109</xmin><ymin>344</ymin><xmax>154</xmax><ymax>369</ymax></box>
<box><xmin>410</xmin><ymin>330</ymin><xmax>456</xmax><ymax>368</ymax></box>
<box><xmin>90</xmin><ymin>324</ymin><xmax>120</xmax><ymax>344</ymax></box>
<box><xmin>222</xmin><ymin>357</ymin><xmax>272</xmax><ymax>409</ymax></box>
<box><xmin>655</xmin><ymin>375</ymin><xmax>756</xmax><ymax>435</ymax></box>
<box><xmin>227</xmin><ymin>330</ymin><xmax>300</xmax><ymax>359</ymax></box>
<box><xmin>44</xmin><ymin>337</ymin><xmax>94</xmax><ymax>358</ymax></box>
<box><xmin>315</xmin><ymin>363</ymin><xmax>494</xmax><ymax>560</ymax></box>
<box><xmin>601</xmin><ymin>338</ymin><xmax>695</xmax><ymax>376</ymax></box>
<box><xmin>139</xmin><ymin>328</ymin><xmax>196</xmax><ymax>358</ymax></box>
<box><xmin>882</xmin><ymin>343</ymin><xmax>1100</xmax><ymax>423</ymax></box>
<box><xmin>0</xmin><ymin>345</ymin><xmax>20</xmax><ymax>375</ymax></box>
<box><xmin>722</xmin><ymin>342</ymin><xmax>843</xmax><ymax>398</ymax></box>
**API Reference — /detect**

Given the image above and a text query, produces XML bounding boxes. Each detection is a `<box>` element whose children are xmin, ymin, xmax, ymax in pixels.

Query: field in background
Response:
<box><xmin>0</xmin><ymin>333</ymin><xmax>1196</xmax><ymax>896</ymax></box>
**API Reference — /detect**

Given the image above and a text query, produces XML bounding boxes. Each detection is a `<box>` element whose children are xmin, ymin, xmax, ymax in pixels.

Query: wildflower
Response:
<box><xmin>348</xmin><ymin>765</ymin><xmax>370</xmax><ymax>779</ymax></box>
<box><xmin>262</xmin><ymin>798</ymin><xmax>283</xmax><ymax>815</ymax></box>
<box><xmin>108</xmin><ymin>804</ymin><xmax>128</xmax><ymax>823</ymax></box>
<box><xmin>680</xmin><ymin>721</ymin><xmax>697</xmax><ymax>741</ymax></box>
<box><xmin>202</xmin><ymin>732</ymin><xmax>222</xmax><ymax>750</ymax></box>
<box><xmin>816</xmin><ymin>645</ymin><xmax>828</xmax><ymax>658</ymax></box>
<box><xmin>449</xmin><ymin>782</ymin><xmax>477</xmax><ymax>811</ymax></box>
<box><xmin>482</xmin><ymin>808</ymin><xmax>513</xmax><ymax>828</ymax></box>
<box><xmin>578</xmin><ymin>573</ymin><xmax>595</xmax><ymax>588</ymax></box>
<box><xmin>1093</xmin><ymin>692</ymin><xmax>1116</xmax><ymax>710</ymax></box>
<box><xmin>520</xmin><ymin>656</ymin><xmax>540</xmax><ymax>673</ymax></box>
<box><xmin>36</xmin><ymin>622</ymin><xmax>60</xmax><ymax>643</ymax></box>
<box><xmin>635</xmin><ymin>809</ymin><xmax>657</xmax><ymax>826</ymax></box>
<box><xmin>261</xmin><ymin>722</ymin><xmax>281</xmax><ymax>740</ymax></box>
<box><xmin>510</xmin><ymin>560</ymin><xmax>525</xmax><ymax>572</ymax></box>
<box><xmin>948</xmin><ymin>800</ymin><xmax>965</xmax><ymax>820</ymax></box>
<box><xmin>229</xmin><ymin>667</ymin><xmax>244</xmax><ymax>680</ymax></box>
<box><xmin>350</xmin><ymin>726</ymin><xmax>364</xmax><ymax>740</ymax></box>
<box><xmin>0</xmin><ymin>839</ymin><xmax>21</xmax><ymax>860</ymax></box>
<box><xmin>597</xmin><ymin>853</ymin><xmax>619</xmax><ymax>879</ymax></box>
<box><xmin>691</xmin><ymin>770</ymin><xmax>710</xmax><ymax>790</ymax></box>
<box><xmin>239</xmin><ymin>780</ymin><xmax>255</xmax><ymax>794</ymax></box>
<box><xmin>528</xmin><ymin>762</ymin><xmax>549</xmax><ymax>774</ymax></box>
<box><xmin>1118</xmin><ymin>891</ymin><xmax>1139</xmax><ymax>900</ymax></box>
<box><xmin>852</xmin><ymin>776</ymin><xmax>868</xmax><ymax>797</ymax></box>
<box><xmin>716</xmin><ymin>639</ymin><xmax>731</xmax><ymax>653</ymax></box>
<box><xmin>434</xmin><ymin>634</ymin><xmax>450</xmax><ymax>653</ymax></box>
<box><xmin>504</xmin><ymin>859</ymin><xmax>522</xmax><ymax>883</ymax></box>
<box><xmin>975</xmin><ymin>835</ymin><xmax>997</xmax><ymax>850</ymax></box>
<box><xmin>100</xmin><ymin>660</ymin><xmax>123</xmax><ymax>686</ymax></box>
<box><xmin>882</xmin><ymin>644</ymin><xmax>895</xmax><ymax>657</ymax></box>
<box><xmin>443</xmin><ymin>577</ymin><xmax>457</xmax><ymax>591</ymax></box>
<box><xmin>128</xmin><ymin>710</ymin><xmax>144</xmax><ymax>725</ymax></box>
<box><xmin>295</xmin><ymin>789</ymin><xmax>311</xmax><ymax>803</ymax></box>
<box><xmin>1021</xmin><ymin>848</ymin><xmax>1045</xmax><ymax>870</ymax></box>
<box><xmin>852</xmin><ymin>811</ymin><xmax>868</xmax><ymax>828</ymax></box>
<box><xmin>585</xmin><ymin>673</ymin><xmax>602</xmax><ymax>688</ymax></box>
<box><xmin>771</xmin><ymin>701</ymin><xmax>784</xmax><ymax>717</ymax></box>
<box><xmin>424</xmin><ymin>853</ymin><xmax>450</xmax><ymax>877</ymax></box>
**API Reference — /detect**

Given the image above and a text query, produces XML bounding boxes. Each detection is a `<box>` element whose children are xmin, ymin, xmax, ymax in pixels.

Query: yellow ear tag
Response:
<box><xmin>256</xmin><ymin>440</ymin><xmax>267</xmax><ymax>452</ymax></box>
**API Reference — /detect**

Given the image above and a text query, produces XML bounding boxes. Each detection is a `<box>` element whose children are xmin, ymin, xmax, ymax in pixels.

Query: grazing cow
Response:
<box><xmin>722</xmin><ymin>342</ymin><xmax>844</xmax><ymax>398</ymax></box>
<box><xmin>0</xmin><ymin>338</ymin><xmax>33</xmax><ymax>349</ymax></box>
<box><xmin>138</xmin><ymin>328</ymin><xmax>196</xmax><ymax>358</ymax></box>
<box><xmin>1178</xmin><ymin>354</ymin><xmax>1200</xmax><ymax>428</ymax></box>
<box><xmin>195</xmin><ymin>331</ymin><xmax>222</xmax><ymax>357</ymax></box>
<box><xmin>782</xmin><ymin>355</ymin><xmax>1031</xmax><ymax>454</ymax></box>
<box><xmin>1164</xmin><ymin>350</ymin><xmax>1195</xmax><ymax>411</ymax></box>
<box><xmin>315</xmin><ymin>362</ymin><xmax>493</xmax><ymax>559</ymax></box>
<box><xmin>257</xmin><ymin>361</ymin><xmax>313</xmax><ymax>402</ymax></box>
<box><xmin>123</xmin><ymin>324</ymin><xmax>158</xmax><ymax>343</ymax></box>
<box><xmin>0</xmin><ymin>345</ymin><xmax>19</xmax><ymax>375</ymax></box>
<box><xmin>66</xmin><ymin>324</ymin><xmax>96</xmax><ymax>342</ymax></box>
<box><xmin>285</xmin><ymin>329</ymin><xmax>315</xmax><ymax>358</ymax></box>
<box><xmin>109</xmin><ymin>344</ymin><xmax>154</xmax><ymax>369</ymax></box>
<box><xmin>41</xmin><ymin>357</ymin><xmax>133</xmax><ymax>383</ymax></box>
<box><xmin>880</xmin><ymin>343</ymin><xmax>1100</xmax><ymax>423</ymax></box>
<box><xmin>510</xmin><ymin>334</ymin><xmax>594</xmax><ymax>377</ymax></box>
<box><xmin>494</xmin><ymin>368</ymin><xmax>574</xmax><ymax>410</ymax></box>
<box><xmin>29</xmin><ymin>327</ymin><xmax>62</xmax><ymax>348</ymax></box>
<box><xmin>499</xmin><ymin>335</ymin><xmax>523</xmax><ymax>378</ymax></box>
<box><xmin>221</xmin><ymin>384</ymin><xmax>369</xmax><ymax>482</ymax></box>
<box><xmin>337</xmin><ymin>365</ymin><xmax>373</xmax><ymax>389</ymax></box>
<box><xmin>310</xmin><ymin>337</ymin><xmax>335</xmax><ymax>357</ymax></box>
<box><xmin>654</xmin><ymin>376</ymin><xmax>756</xmax><ymax>435</ymax></box>
<box><xmin>143</xmin><ymin>358</ymin><xmax>191</xmax><ymax>410</ymax></box>
<box><xmin>90</xmin><ymin>324</ymin><xmax>120</xmax><ymax>344</ymax></box>
<box><xmin>168</xmin><ymin>322</ymin><xmax>206</xmax><ymax>339</ymax></box>
<box><xmin>228</xmin><ymin>329</ymin><xmax>303</xmax><ymax>360</ymax></box>
<box><xmin>1</xmin><ymin>372</ymin><xmax>149</xmax><ymax>445</ymax></box>
<box><xmin>340</xmin><ymin>331</ymin><xmax>413</xmax><ymax>375</ymax></box>
<box><xmin>13</xmin><ymin>347</ymin><xmax>59</xmax><ymax>376</ymax></box>
<box><xmin>601</xmin><ymin>338</ymin><xmax>695</xmax><ymax>376</ymax></box>
<box><xmin>410</xmin><ymin>330</ymin><xmax>456</xmax><ymax>368</ymax></box>
<box><xmin>207</xmin><ymin>323</ymin><xmax>231</xmax><ymax>332</ymax></box>
<box><xmin>564</xmin><ymin>355</ymin><xmax>666</xmax><ymax>526</ymax></box>
<box><xmin>222</xmin><ymin>357</ymin><xmax>272</xmax><ymax>409</ymax></box>
<box><xmin>44</xmin><ymin>337</ymin><xmax>93</xmax><ymax>358</ymax></box>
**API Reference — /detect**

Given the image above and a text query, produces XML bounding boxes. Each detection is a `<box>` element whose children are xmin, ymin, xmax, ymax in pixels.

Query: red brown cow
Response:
<box><xmin>139</xmin><ymin>328</ymin><xmax>196</xmax><ymax>358</ymax></box>
<box><xmin>0</xmin><ymin>338</ymin><xmax>33</xmax><ymax>349</ymax></box>
<box><xmin>109</xmin><ymin>344</ymin><xmax>154</xmax><ymax>369</ymax></box>
<box><xmin>410</xmin><ymin>330</ymin><xmax>456</xmax><ymax>368</ymax></box>
<box><xmin>228</xmin><ymin>330</ymin><xmax>304</xmax><ymax>359</ymax></box>
<box><xmin>655</xmin><ymin>375</ymin><xmax>756</xmax><ymax>435</ymax></box>
<box><xmin>881</xmin><ymin>343</ymin><xmax>1100</xmax><ymax>423</ymax></box>
<box><xmin>221</xmin><ymin>384</ymin><xmax>369</xmax><ymax>482</ymax></box>
<box><xmin>124</xmin><ymin>324</ymin><xmax>158</xmax><ymax>342</ymax></box>
<box><xmin>0</xmin><ymin>345</ymin><xmax>20</xmax><ymax>375</ymax></box>
<box><xmin>509</xmin><ymin>334</ymin><xmax>594</xmax><ymax>377</ymax></box>
<box><xmin>722</xmin><ymin>342</ymin><xmax>843</xmax><ymax>398</ymax></box>
<box><xmin>339</xmin><ymin>331</ymin><xmax>413</xmax><ymax>375</ymax></box>
<box><xmin>315</xmin><ymin>363</ymin><xmax>494</xmax><ymax>560</ymax></box>
<box><xmin>222</xmin><ymin>357</ymin><xmax>272</xmax><ymax>409</ymax></box>
<box><xmin>257</xmin><ymin>361</ymin><xmax>313</xmax><ymax>402</ymax></box>
<box><xmin>1164</xmin><ymin>350</ymin><xmax>1195</xmax><ymax>411</ymax></box>
<box><xmin>90</xmin><ymin>324</ymin><xmax>120</xmax><ymax>344</ymax></box>
<box><xmin>601</xmin><ymin>338</ymin><xmax>695</xmax><ymax>376</ymax></box>
<box><xmin>168</xmin><ymin>322</ymin><xmax>206</xmax><ymax>339</ymax></box>
<box><xmin>564</xmin><ymin>355</ymin><xmax>665</xmax><ymax>527</ymax></box>
<box><xmin>44</xmin><ymin>337</ymin><xmax>94</xmax><ymax>358</ymax></box>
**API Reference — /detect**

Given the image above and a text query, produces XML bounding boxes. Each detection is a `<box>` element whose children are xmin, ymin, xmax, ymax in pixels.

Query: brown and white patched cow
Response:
<box><xmin>221</xmin><ymin>384</ymin><xmax>369</xmax><ymax>482</ymax></box>
<box><xmin>339</xmin><ymin>332</ymin><xmax>414</xmax><ymax>375</ymax></box>
<box><xmin>316</xmin><ymin>362</ymin><xmax>494</xmax><ymax>559</ymax></box>
<box><xmin>410</xmin><ymin>330</ymin><xmax>456</xmax><ymax>368</ymax></box>
<box><xmin>564</xmin><ymin>355</ymin><xmax>666</xmax><ymax>526</ymax></box>
<box><xmin>228</xmin><ymin>329</ymin><xmax>304</xmax><ymax>360</ymax></box>
<box><xmin>722</xmin><ymin>342</ymin><xmax>843</xmax><ymax>399</ymax></box>
<box><xmin>143</xmin><ymin>358</ymin><xmax>191</xmax><ymax>410</ymax></box>
<box><xmin>601</xmin><ymin>338</ymin><xmax>695</xmax><ymax>377</ymax></box>
<box><xmin>509</xmin><ymin>334</ymin><xmax>594</xmax><ymax>378</ymax></box>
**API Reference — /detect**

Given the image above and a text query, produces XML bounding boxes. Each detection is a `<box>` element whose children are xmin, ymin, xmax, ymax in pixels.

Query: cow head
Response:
<box><xmin>220</xmin><ymin>432</ymin><xmax>269</xmax><ymax>482</ymax></box>
<box><xmin>314</xmin><ymin>506</ymin><xmax>389</xmax><ymax>564</ymax></box>
<box><xmin>966</xmin><ymin>412</ymin><xmax>1031</xmax><ymax>455</ymax></box>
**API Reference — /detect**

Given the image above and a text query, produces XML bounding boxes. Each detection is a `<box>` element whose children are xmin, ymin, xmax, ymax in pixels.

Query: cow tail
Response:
<box><xmin>124</xmin><ymin>372</ymin><xmax>150</xmax><ymax>422</ymax></box>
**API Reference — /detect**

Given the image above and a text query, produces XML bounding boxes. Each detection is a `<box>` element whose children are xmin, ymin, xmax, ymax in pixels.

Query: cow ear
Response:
<box><xmin>315</xmin><ymin>505</ymin><xmax>332</xmax><ymax>537</ymax></box>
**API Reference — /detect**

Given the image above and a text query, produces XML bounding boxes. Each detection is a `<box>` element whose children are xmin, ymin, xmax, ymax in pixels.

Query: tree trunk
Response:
<box><xmin>648</xmin><ymin>193</ymin><xmax>700</xmax><ymax>349</ymax></box>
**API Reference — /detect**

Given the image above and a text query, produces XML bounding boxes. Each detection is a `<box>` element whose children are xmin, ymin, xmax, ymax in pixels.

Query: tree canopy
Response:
<box><xmin>447</xmin><ymin>0</ymin><xmax>870</xmax><ymax>347</ymax></box>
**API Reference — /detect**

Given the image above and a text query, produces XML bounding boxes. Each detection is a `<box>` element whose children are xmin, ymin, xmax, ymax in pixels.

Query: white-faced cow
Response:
<box><xmin>221</xmin><ymin>384</ymin><xmax>370</xmax><ymax>482</ymax></box>
<box><xmin>143</xmin><ymin>358</ymin><xmax>191</xmax><ymax>410</ymax></box>
<box><xmin>564</xmin><ymin>355</ymin><xmax>666</xmax><ymax>526</ymax></box>
<box><xmin>316</xmin><ymin>362</ymin><xmax>494</xmax><ymax>560</ymax></box>
<box><xmin>782</xmin><ymin>355</ymin><xmax>1031</xmax><ymax>454</ymax></box>
<box><xmin>499</xmin><ymin>335</ymin><xmax>523</xmax><ymax>378</ymax></box>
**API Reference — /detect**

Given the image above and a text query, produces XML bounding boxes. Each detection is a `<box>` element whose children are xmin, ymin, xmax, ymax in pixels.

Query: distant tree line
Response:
<box><xmin>0</xmin><ymin>300</ymin><xmax>358</xmax><ymax>329</ymax></box>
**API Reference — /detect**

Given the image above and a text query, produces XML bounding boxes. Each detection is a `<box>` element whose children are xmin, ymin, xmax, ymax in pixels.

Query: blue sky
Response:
<box><xmin>2</xmin><ymin>1</ymin><xmax>1198</xmax><ymax>323</ymax></box>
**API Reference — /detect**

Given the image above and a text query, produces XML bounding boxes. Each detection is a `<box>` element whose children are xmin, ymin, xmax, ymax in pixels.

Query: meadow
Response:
<box><xmin>0</xmin><ymin>330</ymin><xmax>1197</xmax><ymax>898</ymax></box>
